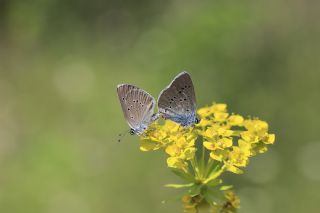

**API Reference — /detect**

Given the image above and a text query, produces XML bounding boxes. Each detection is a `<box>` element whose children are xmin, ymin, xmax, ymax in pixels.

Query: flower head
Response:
<box><xmin>138</xmin><ymin>103</ymin><xmax>275</xmax><ymax>213</ymax></box>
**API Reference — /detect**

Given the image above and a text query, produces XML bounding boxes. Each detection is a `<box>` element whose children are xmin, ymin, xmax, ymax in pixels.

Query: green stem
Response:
<box><xmin>201</xmin><ymin>143</ymin><xmax>206</xmax><ymax>179</ymax></box>
<box><xmin>205</xmin><ymin>157</ymin><xmax>214</xmax><ymax>178</ymax></box>
<box><xmin>190</xmin><ymin>159</ymin><xmax>200</xmax><ymax>179</ymax></box>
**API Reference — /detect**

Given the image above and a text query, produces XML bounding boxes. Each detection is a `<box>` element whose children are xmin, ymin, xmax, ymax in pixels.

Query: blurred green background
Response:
<box><xmin>0</xmin><ymin>0</ymin><xmax>320</xmax><ymax>212</ymax></box>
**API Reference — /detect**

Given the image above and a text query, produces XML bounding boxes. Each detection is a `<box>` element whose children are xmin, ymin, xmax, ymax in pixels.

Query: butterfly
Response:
<box><xmin>158</xmin><ymin>71</ymin><xmax>200</xmax><ymax>127</ymax></box>
<box><xmin>117</xmin><ymin>84</ymin><xmax>158</xmax><ymax>136</ymax></box>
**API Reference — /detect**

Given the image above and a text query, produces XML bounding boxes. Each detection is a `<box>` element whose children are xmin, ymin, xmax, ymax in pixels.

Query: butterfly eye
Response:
<box><xmin>129</xmin><ymin>129</ymin><xmax>135</xmax><ymax>135</ymax></box>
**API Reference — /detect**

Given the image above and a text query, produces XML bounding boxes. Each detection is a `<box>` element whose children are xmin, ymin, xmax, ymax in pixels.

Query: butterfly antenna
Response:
<box><xmin>117</xmin><ymin>129</ymin><xmax>129</xmax><ymax>142</ymax></box>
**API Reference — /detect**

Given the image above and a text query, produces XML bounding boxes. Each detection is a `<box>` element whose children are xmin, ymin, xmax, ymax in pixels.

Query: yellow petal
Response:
<box><xmin>214</xmin><ymin>112</ymin><xmax>229</xmax><ymax>122</ymax></box>
<box><xmin>211</xmin><ymin>103</ymin><xmax>227</xmax><ymax>112</ymax></box>
<box><xmin>225</xmin><ymin>164</ymin><xmax>243</xmax><ymax>174</ymax></box>
<box><xmin>228</xmin><ymin>115</ymin><xmax>244</xmax><ymax>126</ymax></box>
<box><xmin>264</xmin><ymin>133</ymin><xmax>275</xmax><ymax>144</ymax></box>
<box><xmin>197</xmin><ymin>106</ymin><xmax>214</xmax><ymax>117</ymax></box>
<box><xmin>218</xmin><ymin>138</ymin><xmax>233</xmax><ymax>148</ymax></box>
<box><xmin>210</xmin><ymin>150</ymin><xmax>226</xmax><ymax>161</ymax></box>
<box><xmin>165</xmin><ymin>145</ymin><xmax>180</xmax><ymax>156</ymax></box>
<box><xmin>241</xmin><ymin>131</ymin><xmax>259</xmax><ymax>143</ymax></box>
<box><xmin>196</xmin><ymin>118</ymin><xmax>211</xmax><ymax>127</ymax></box>
<box><xmin>204</xmin><ymin>141</ymin><xmax>217</xmax><ymax>151</ymax></box>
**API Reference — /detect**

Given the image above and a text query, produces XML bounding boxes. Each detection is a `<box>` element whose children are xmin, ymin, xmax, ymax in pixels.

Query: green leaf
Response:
<box><xmin>171</xmin><ymin>168</ymin><xmax>195</xmax><ymax>182</ymax></box>
<box><xmin>165</xmin><ymin>183</ymin><xmax>194</xmax><ymax>188</ymax></box>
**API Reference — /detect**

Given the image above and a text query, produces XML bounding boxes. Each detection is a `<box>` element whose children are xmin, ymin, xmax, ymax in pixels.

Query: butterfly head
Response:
<box><xmin>195</xmin><ymin>116</ymin><xmax>201</xmax><ymax>124</ymax></box>
<box><xmin>129</xmin><ymin>128</ymin><xmax>136</xmax><ymax>135</ymax></box>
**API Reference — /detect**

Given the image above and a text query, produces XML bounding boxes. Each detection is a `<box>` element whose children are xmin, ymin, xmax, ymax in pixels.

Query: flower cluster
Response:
<box><xmin>140</xmin><ymin>120</ymin><xmax>197</xmax><ymax>172</ymax></box>
<box><xmin>139</xmin><ymin>103</ymin><xmax>275</xmax><ymax>212</ymax></box>
<box><xmin>197</xmin><ymin>103</ymin><xmax>275</xmax><ymax>174</ymax></box>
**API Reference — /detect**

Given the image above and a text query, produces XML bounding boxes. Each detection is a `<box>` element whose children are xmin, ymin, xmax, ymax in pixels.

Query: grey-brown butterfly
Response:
<box><xmin>158</xmin><ymin>71</ymin><xmax>199</xmax><ymax>126</ymax></box>
<box><xmin>117</xmin><ymin>84</ymin><xmax>158</xmax><ymax>136</ymax></box>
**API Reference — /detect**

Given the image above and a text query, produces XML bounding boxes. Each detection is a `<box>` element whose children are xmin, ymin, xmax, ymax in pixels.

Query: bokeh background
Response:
<box><xmin>1</xmin><ymin>0</ymin><xmax>320</xmax><ymax>212</ymax></box>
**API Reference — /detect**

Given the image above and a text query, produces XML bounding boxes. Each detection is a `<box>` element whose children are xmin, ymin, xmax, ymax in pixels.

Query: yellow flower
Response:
<box><xmin>228</xmin><ymin>114</ymin><xmax>244</xmax><ymax>126</ymax></box>
<box><xmin>211</xmin><ymin>103</ymin><xmax>227</xmax><ymax>112</ymax></box>
<box><xmin>210</xmin><ymin>150</ymin><xmax>228</xmax><ymax>161</ymax></box>
<box><xmin>224</xmin><ymin>140</ymin><xmax>252</xmax><ymax>174</ymax></box>
<box><xmin>204</xmin><ymin>138</ymin><xmax>233</xmax><ymax>151</ymax></box>
<box><xmin>241</xmin><ymin>119</ymin><xmax>275</xmax><ymax>146</ymax></box>
<box><xmin>214</xmin><ymin>112</ymin><xmax>229</xmax><ymax>122</ymax></box>
<box><xmin>263</xmin><ymin>133</ymin><xmax>276</xmax><ymax>144</ymax></box>
<box><xmin>197</xmin><ymin>103</ymin><xmax>227</xmax><ymax>118</ymax></box>
<box><xmin>202</xmin><ymin>126</ymin><xmax>233</xmax><ymax>139</ymax></box>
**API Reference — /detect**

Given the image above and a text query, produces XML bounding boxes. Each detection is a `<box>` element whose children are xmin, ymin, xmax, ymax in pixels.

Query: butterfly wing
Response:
<box><xmin>117</xmin><ymin>84</ymin><xmax>156</xmax><ymax>133</ymax></box>
<box><xmin>158</xmin><ymin>71</ymin><xmax>197</xmax><ymax>126</ymax></box>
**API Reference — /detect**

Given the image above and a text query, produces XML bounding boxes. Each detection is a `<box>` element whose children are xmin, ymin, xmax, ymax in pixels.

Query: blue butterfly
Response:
<box><xmin>158</xmin><ymin>71</ymin><xmax>200</xmax><ymax>127</ymax></box>
<box><xmin>117</xmin><ymin>84</ymin><xmax>158</xmax><ymax>135</ymax></box>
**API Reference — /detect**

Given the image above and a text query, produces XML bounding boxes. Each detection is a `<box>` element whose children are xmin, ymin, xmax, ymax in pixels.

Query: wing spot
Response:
<box><xmin>178</xmin><ymin>91</ymin><xmax>182</xmax><ymax>94</ymax></box>
<box><xmin>170</xmin><ymin>98</ymin><xmax>174</xmax><ymax>101</ymax></box>
<box><xmin>184</xmin><ymin>98</ymin><xmax>187</xmax><ymax>101</ymax></box>
<box><xmin>180</xmin><ymin>99</ymin><xmax>183</xmax><ymax>102</ymax></box>
<box><xmin>128</xmin><ymin>108</ymin><xmax>130</xmax><ymax>111</ymax></box>
<box><xmin>169</xmin><ymin>106</ymin><xmax>172</xmax><ymax>108</ymax></box>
